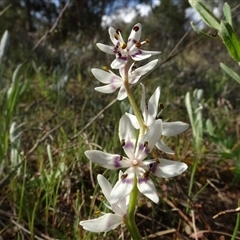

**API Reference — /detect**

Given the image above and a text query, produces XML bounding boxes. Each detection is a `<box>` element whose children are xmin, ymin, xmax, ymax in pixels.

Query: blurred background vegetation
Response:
<box><xmin>0</xmin><ymin>0</ymin><xmax>240</xmax><ymax>239</ymax></box>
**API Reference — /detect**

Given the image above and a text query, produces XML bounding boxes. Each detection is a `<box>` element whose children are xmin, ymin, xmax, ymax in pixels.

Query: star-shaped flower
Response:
<box><xmin>97</xmin><ymin>23</ymin><xmax>161</xmax><ymax>69</ymax></box>
<box><xmin>92</xmin><ymin>59</ymin><xmax>158</xmax><ymax>100</ymax></box>
<box><xmin>79</xmin><ymin>173</ymin><xmax>128</xmax><ymax>233</ymax></box>
<box><xmin>85</xmin><ymin>114</ymin><xmax>188</xmax><ymax>204</ymax></box>
<box><xmin>126</xmin><ymin>84</ymin><xmax>189</xmax><ymax>154</ymax></box>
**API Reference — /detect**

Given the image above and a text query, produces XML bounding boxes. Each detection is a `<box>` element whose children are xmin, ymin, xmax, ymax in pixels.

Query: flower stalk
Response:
<box><xmin>125</xmin><ymin>176</ymin><xmax>142</xmax><ymax>240</ymax></box>
<box><xmin>123</xmin><ymin>59</ymin><xmax>145</xmax><ymax>136</ymax></box>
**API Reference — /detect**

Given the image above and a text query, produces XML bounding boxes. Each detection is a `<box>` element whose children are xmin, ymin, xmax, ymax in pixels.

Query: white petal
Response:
<box><xmin>97</xmin><ymin>175</ymin><xmax>112</xmax><ymax>203</ymax></box>
<box><xmin>110</xmin><ymin>169</ymin><xmax>134</xmax><ymax>204</ymax></box>
<box><xmin>111</xmin><ymin>57</ymin><xmax>127</xmax><ymax>69</ymax></box>
<box><xmin>131</xmin><ymin>48</ymin><xmax>161</xmax><ymax>61</ymax></box>
<box><xmin>140</xmin><ymin>83</ymin><xmax>148</xmax><ymax>123</ymax></box>
<box><xmin>117</xmin><ymin>85</ymin><xmax>127</xmax><ymax>100</ymax></box>
<box><xmin>96</xmin><ymin>43</ymin><xmax>115</xmax><ymax>55</ymax></box>
<box><xmin>136</xmin><ymin>119</ymin><xmax>162</xmax><ymax>160</ymax></box>
<box><xmin>125</xmin><ymin>113</ymin><xmax>140</xmax><ymax>129</ymax></box>
<box><xmin>108</xmin><ymin>27</ymin><xmax>118</xmax><ymax>45</ymax></box>
<box><xmin>129</xmin><ymin>59</ymin><xmax>158</xmax><ymax>84</ymax></box>
<box><xmin>127</xmin><ymin>23</ymin><xmax>142</xmax><ymax>49</ymax></box>
<box><xmin>85</xmin><ymin>150</ymin><xmax>129</xmax><ymax>169</ymax></box>
<box><xmin>137</xmin><ymin>171</ymin><xmax>159</xmax><ymax>203</ymax></box>
<box><xmin>119</xmin><ymin>115</ymin><xmax>136</xmax><ymax>159</ymax></box>
<box><xmin>156</xmin><ymin>139</ymin><xmax>175</xmax><ymax>155</ymax></box>
<box><xmin>95</xmin><ymin>84</ymin><xmax>121</xmax><ymax>94</ymax></box>
<box><xmin>147</xmin><ymin>86</ymin><xmax>160</xmax><ymax>126</ymax></box>
<box><xmin>150</xmin><ymin>159</ymin><xmax>188</xmax><ymax>178</ymax></box>
<box><xmin>80</xmin><ymin>213</ymin><xmax>122</xmax><ymax>232</ymax></box>
<box><xmin>162</xmin><ymin>121</ymin><xmax>189</xmax><ymax>137</ymax></box>
<box><xmin>91</xmin><ymin>68</ymin><xmax>122</xmax><ymax>84</ymax></box>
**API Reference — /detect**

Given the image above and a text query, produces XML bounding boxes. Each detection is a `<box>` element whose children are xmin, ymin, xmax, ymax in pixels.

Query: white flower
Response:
<box><xmin>79</xmin><ymin>173</ymin><xmax>128</xmax><ymax>233</ymax></box>
<box><xmin>92</xmin><ymin>59</ymin><xmax>158</xmax><ymax>100</ymax></box>
<box><xmin>85</xmin><ymin>115</ymin><xmax>188</xmax><ymax>204</ymax></box>
<box><xmin>97</xmin><ymin>23</ymin><xmax>161</xmax><ymax>69</ymax></box>
<box><xmin>126</xmin><ymin>84</ymin><xmax>189</xmax><ymax>154</ymax></box>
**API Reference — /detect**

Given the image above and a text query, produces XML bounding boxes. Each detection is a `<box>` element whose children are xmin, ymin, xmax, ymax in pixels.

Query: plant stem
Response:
<box><xmin>123</xmin><ymin>58</ymin><xmax>145</xmax><ymax>136</ymax></box>
<box><xmin>125</xmin><ymin>176</ymin><xmax>142</xmax><ymax>240</ymax></box>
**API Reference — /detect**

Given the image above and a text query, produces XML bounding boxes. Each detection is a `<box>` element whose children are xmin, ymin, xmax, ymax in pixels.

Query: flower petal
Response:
<box><xmin>137</xmin><ymin>170</ymin><xmax>159</xmax><ymax>203</ymax></box>
<box><xmin>162</xmin><ymin>121</ymin><xmax>189</xmax><ymax>137</ymax></box>
<box><xmin>119</xmin><ymin>115</ymin><xmax>136</xmax><ymax>159</ymax></box>
<box><xmin>97</xmin><ymin>174</ymin><xmax>112</xmax><ymax>203</ymax></box>
<box><xmin>80</xmin><ymin>213</ymin><xmax>122</xmax><ymax>232</ymax></box>
<box><xmin>91</xmin><ymin>68</ymin><xmax>122</xmax><ymax>84</ymax></box>
<box><xmin>85</xmin><ymin>150</ymin><xmax>129</xmax><ymax>169</ymax></box>
<box><xmin>108</xmin><ymin>27</ymin><xmax>118</xmax><ymax>45</ymax></box>
<box><xmin>131</xmin><ymin>48</ymin><xmax>161</xmax><ymax>61</ymax></box>
<box><xmin>96</xmin><ymin>43</ymin><xmax>115</xmax><ymax>55</ymax></box>
<box><xmin>95</xmin><ymin>84</ymin><xmax>121</xmax><ymax>94</ymax></box>
<box><xmin>140</xmin><ymin>84</ymin><xmax>148</xmax><ymax>123</ymax></box>
<box><xmin>110</xmin><ymin>169</ymin><xmax>134</xmax><ymax>204</ymax></box>
<box><xmin>129</xmin><ymin>59</ymin><xmax>158</xmax><ymax>84</ymax></box>
<box><xmin>155</xmin><ymin>139</ymin><xmax>175</xmax><ymax>155</ymax></box>
<box><xmin>147</xmin><ymin>86</ymin><xmax>160</xmax><ymax>126</ymax></box>
<box><xmin>127</xmin><ymin>23</ymin><xmax>142</xmax><ymax>49</ymax></box>
<box><xmin>125</xmin><ymin>113</ymin><xmax>140</xmax><ymax>129</ymax></box>
<box><xmin>150</xmin><ymin>159</ymin><xmax>188</xmax><ymax>178</ymax></box>
<box><xmin>136</xmin><ymin>119</ymin><xmax>162</xmax><ymax>160</ymax></box>
<box><xmin>117</xmin><ymin>85</ymin><xmax>127</xmax><ymax>100</ymax></box>
<box><xmin>111</xmin><ymin>57</ymin><xmax>127</xmax><ymax>69</ymax></box>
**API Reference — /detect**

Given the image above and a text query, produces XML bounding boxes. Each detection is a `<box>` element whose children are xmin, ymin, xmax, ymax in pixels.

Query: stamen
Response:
<box><xmin>159</xmin><ymin>103</ymin><xmax>164</xmax><ymax>110</ymax></box>
<box><xmin>155</xmin><ymin>158</ymin><xmax>160</xmax><ymax>164</ymax></box>
<box><xmin>116</xmin><ymin>28</ymin><xmax>121</xmax><ymax>34</ymax></box>
<box><xmin>114</xmin><ymin>33</ymin><xmax>119</xmax><ymax>40</ymax></box>
<box><xmin>121</xmin><ymin>43</ymin><xmax>127</xmax><ymax>49</ymax></box>
<box><xmin>103</xmin><ymin>66</ymin><xmax>110</xmax><ymax>72</ymax></box>
<box><xmin>94</xmin><ymin>209</ymin><xmax>101</xmax><ymax>215</ymax></box>
<box><xmin>146</xmin><ymin>38</ymin><xmax>150</xmax><ymax>44</ymax></box>
<box><xmin>144</xmin><ymin>141</ymin><xmax>148</xmax><ymax>148</ymax></box>
<box><xmin>130</xmin><ymin>62</ymin><xmax>142</xmax><ymax>72</ymax></box>
<box><xmin>135</xmin><ymin>42</ymin><xmax>141</xmax><ymax>48</ymax></box>
<box><xmin>98</xmin><ymin>195</ymin><xmax>105</xmax><ymax>201</ymax></box>
<box><xmin>121</xmin><ymin>173</ymin><xmax>128</xmax><ymax>179</ymax></box>
<box><xmin>133</xmin><ymin>25</ymin><xmax>139</xmax><ymax>31</ymax></box>
<box><xmin>143</xmin><ymin>170</ymin><xmax>150</xmax><ymax>178</ymax></box>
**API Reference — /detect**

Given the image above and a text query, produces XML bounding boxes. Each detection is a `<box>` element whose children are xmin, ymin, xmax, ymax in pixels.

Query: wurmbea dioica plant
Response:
<box><xmin>80</xmin><ymin>23</ymin><xmax>188</xmax><ymax>239</ymax></box>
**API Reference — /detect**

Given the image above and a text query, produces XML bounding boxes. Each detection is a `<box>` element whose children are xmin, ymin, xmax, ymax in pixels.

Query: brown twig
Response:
<box><xmin>0</xmin><ymin>4</ymin><xmax>12</xmax><ymax>17</ymax></box>
<box><xmin>213</xmin><ymin>207</ymin><xmax>240</xmax><ymax>219</ymax></box>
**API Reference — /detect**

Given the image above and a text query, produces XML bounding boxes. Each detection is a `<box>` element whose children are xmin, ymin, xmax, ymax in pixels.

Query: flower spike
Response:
<box><xmin>96</xmin><ymin>23</ymin><xmax>161</xmax><ymax>69</ymax></box>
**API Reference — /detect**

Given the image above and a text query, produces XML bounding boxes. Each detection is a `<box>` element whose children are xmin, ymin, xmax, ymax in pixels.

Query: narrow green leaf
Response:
<box><xmin>220</xmin><ymin>62</ymin><xmax>240</xmax><ymax>84</ymax></box>
<box><xmin>189</xmin><ymin>0</ymin><xmax>220</xmax><ymax>30</ymax></box>
<box><xmin>190</xmin><ymin>21</ymin><xmax>218</xmax><ymax>39</ymax></box>
<box><xmin>223</xmin><ymin>3</ymin><xmax>232</xmax><ymax>26</ymax></box>
<box><xmin>219</xmin><ymin>21</ymin><xmax>240</xmax><ymax>62</ymax></box>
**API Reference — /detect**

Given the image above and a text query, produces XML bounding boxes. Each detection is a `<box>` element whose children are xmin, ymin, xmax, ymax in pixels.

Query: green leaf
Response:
<box><xmin>190</xmin><ymin>21</ymin><xmax>218</xmax><ymax>39</ymax></box>
<box><xmin>223</xmin><ymin>3</ymin><xmax>232</xmax><ymax>26</ymax></box>
<box><xmin>219</xmin><ymin>21</ymin><xmax>240</xmax><ymax>62</ymax></box>
<box><xmin>220</xmin><ymin>62</ymin><xmax>240</xmax><ymax>84</ymax></box>
<box><xmin>189</xmin><ymin>0</ymin><xmax>220</xmax><ymax>30</ymax></box>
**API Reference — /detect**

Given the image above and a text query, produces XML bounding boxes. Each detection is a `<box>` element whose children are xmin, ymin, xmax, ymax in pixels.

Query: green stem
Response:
<box><xmin>123</xmin><ymin>59</ymin><xmax>145</xmax><ymax>136</ymax></box>
<box><xmin>125</xmin><ymin>176</ymin><xmax>142</xmax><ymax>240</ymax></box>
